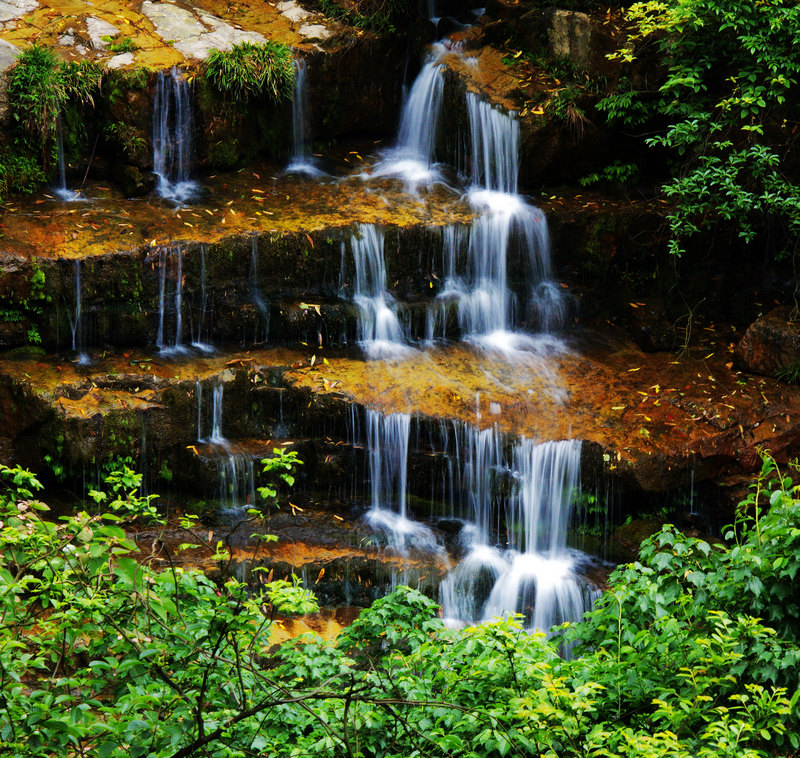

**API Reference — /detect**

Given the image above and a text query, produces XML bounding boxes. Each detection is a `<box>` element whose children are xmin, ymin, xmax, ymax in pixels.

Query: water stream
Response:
<box><xmin>68</xmin><ymin>260</ymin><xmax>90</xmax><ymax>364</ymax></box>
<box><xmin>197</xmin><ymin>381</ymin><xmax>256</xmax><ymax>518</ymax></box>
<box><xmin>156</xmin><ymin>247</ymin><xmax>190</xmax><ymax>355</ymax></box>
<box><xmin>351</xmin><ymin>224</ymin><xmax>413</xmax><ymax>359</ymax></box>
<box><xmin>249</xmin><ymin>237</ymin><xmax>270</xmax><ymax>344</ymax></box>
<box><xmin>153</xmin><ymin>68</ymin><xmax>199</xmax><ymax>204</ymax></box>
<box><xmin>369</xmin><ymin>43</ymin><xmax>447</xmax><ymax>192</ymax></box>
<box><xmin>190</xmin><ymin>244</ymin><xmax>214</xmax><ymax>353</ymax></box>
<box><xmin>286</xmin><ymin>58</ymin><xmax>325</xmax><ymax>179</ymax></box>
<box><xmin>359</xmin><ymin>409</ymin><xmax>597</xmax><ymax>634</ymax></box>
<box><xmin>54</xmin><ymin>116</ymin><xmax>84</xmax><ymax>202</ymax></box>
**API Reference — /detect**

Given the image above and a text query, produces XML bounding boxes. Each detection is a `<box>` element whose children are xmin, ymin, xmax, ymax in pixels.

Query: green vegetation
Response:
<box><xmin>580</xmin><ymin>160</ymin><xmax>639</xmax><ymax>187</ymax></box>
<box><xmin>2</xmin><ymin>451</ymin><xmax>800</xmax><ymax>756</ymax></box>
<box><xmin>318</xmin><ymin>0</ymin><xmax>407</xmax><ymax>33</ymax></box>
<box><xmin>2</xmin><ymin>44</ymin><xmax>102</xmax><ymax>199</ymax></box>
<box><xmin>203</xmin><ymin>41</ymin><xmax>294</xmax><ymax>103</ymax></box>
<box><xmin>101</xmin><ymin>35</ymin><xmax>139</xmax><ymax>54</ymax></box>
<box><xmin>600</xmin><ymin>0</ymin><xmax>800</xmax><ymax>257</ymax></box>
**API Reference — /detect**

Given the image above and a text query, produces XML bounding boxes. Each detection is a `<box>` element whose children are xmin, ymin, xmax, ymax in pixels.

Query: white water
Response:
<box><xmin>190</xmin><ymin>244</ymin><xmax>215</xmax><ymax>353</ymax></box>
<box><xmin>197</xmin><ymin>381</ymin><xmax>256</xmax><ymax>517</ymax></box>
<box><xmin>54</xmin><ymin>116</ymin><xmax>84</xmax><ymax>203</ymax></box>
<box><xmin>359</xmin><ymin>410</ymin><xmax>596</xmax><ymax>636</ymax></box>
<box><xmin>364</xmin><ymin>410</ymin><xmax>443</xmax><ymax>556</ymax></box>
<box><xmin>68</xmin><ymin>260</ymin><xmax>90</xmax><ymax>364</ymax></box>
<box><xmin>286</xmin><ymin>58</ymin><xmax>325</xmax><ymax>179</ymax></box>
<box><xmin>439</xmin><ymin>434</ymin><xmax>594</xmax><ymax>635</ymax></box>
<box><xmin>458</xmin><ymin>93</ymin><xmax>568</xmax><ymax>351</ymax></box>
<box><xmin>153</xmin><ymin>68</ymin><xmax>199</xmax><ymax>204</ymax></box>
<box><xmin>369</xmin><ymin>43</ymin><xmax>447</xmax><ymax>192</ymax></box>
<box><xmin>351</xmin><ymin>224</ymin><xmax>413</xmax><ymax>360</ymax></box>
<box><xmin>156</xmin><ymin>248</ymin><xmax>190</xmax><ymax>356</ymax></box>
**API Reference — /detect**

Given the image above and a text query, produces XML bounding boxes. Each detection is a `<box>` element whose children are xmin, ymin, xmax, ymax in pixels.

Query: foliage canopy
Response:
<box><xmin>1</xmin><ymin>453</ymin><xmax>800</xmax><ymax>756</ymax></box>
<box><xmin>600</xmin><ymin>0</ymin><xmax>800</xmax><ymax>256</ymax></box>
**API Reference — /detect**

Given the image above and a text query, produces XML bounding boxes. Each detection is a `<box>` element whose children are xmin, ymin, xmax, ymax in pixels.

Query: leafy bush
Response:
<box><xmin>5</xmin><ymin>45</ymin><xmax>102</xmax><ymax>191</ymax></box>
<box><xmin>203</xmin><ymin>41</ymin><xmax>294</xmax><ymax>103</ymax></box>
<box><xmin>599</xmin><ymin>0</ymin><xmax>800</xmax><ymax>256</ymax></box>
<box><xmin>0</xmin><ymin>148</ymin><xmax>47</xmax><ymax>201</ymax></box>
<box><xmin>6</xmin><ymin>44</ymin><xmax>65</xmax><ymax>164</ymax></box>
<box><xmin>2</xmin><ymin>454</ymin><xmax>800</xmax><ymax>756</ymax></box>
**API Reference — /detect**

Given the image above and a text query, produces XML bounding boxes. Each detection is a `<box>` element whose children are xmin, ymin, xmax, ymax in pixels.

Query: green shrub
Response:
<box><xmin>6</xmin><ymin>44</ymin><xmax>65</xmax><ymax>165</ymax></box>
<box><xmin>599</xmin><ymin>0</ymin><xmax>800</xmax><ymax>257</ymax></box>
<box><xmin>0</xmin><ymin>149</ymin><xmax>47</xmax><ymax>201</ymax></box>
<box><xmin>203</xmin><ymin>41</ymin><xmax>294</xmax><ymax>103</ymax></box>
<box><xmin>5</xmin><ymin>45</ymin><xmax>102</xmax><ymax>192</ymax></box>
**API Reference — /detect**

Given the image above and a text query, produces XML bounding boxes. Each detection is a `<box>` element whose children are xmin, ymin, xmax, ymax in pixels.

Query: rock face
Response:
<box><xmin>542</xmin><ymin>9</ymin><xmax>621</xmax><ymax>79</ymax></box>
<box><xmin>736</xmin><ymin>307</ymin><xmax>800</xmax><ymax>377</ymax></box>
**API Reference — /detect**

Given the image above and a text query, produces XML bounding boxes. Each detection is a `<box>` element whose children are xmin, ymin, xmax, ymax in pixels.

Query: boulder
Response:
<box><xmin>543</xmin><ymin>9</ymin><xmax>621</xmax><ymax>79</ymax></box>
<box><xmin>736</xmin><ymin>306</ymin><xmax>800</xmax><ymax>378</ymax></box>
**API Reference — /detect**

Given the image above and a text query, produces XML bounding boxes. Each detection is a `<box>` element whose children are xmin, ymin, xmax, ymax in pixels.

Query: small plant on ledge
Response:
<box><xmin>203</xmin><ymin>41</ymin><xmax>294</xmax><ymax>104</ymax></box>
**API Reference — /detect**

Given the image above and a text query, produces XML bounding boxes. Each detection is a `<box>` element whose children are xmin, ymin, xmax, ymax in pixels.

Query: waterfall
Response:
<box><xmin>357</xmin><ymin>410</ymin><xmax>597</xmax><ymax>635</ymax></box>
<box><xmin>431</xmin><ymin>93</ymin><xmax>567</xmax><ymax>351</ymax></box>
<box><xmin>351</xmin><ymin>224</ymin><xmax>412</xmax><ymax>360</ymax></box>
<box><xmin>440</xmin><ymin>435</ymin><xmax>594</xmax><ymax>635</ymax></box>
<box><xmin>370</xmin><ymin>43</ymin><xmax>447</xmax><ymax>192</ymax></box>
<box><xmin>191</xmin><ymin>244</ymin><xmax>214</xmax><ymax>353</ymax></box>
<box><xmin>286</xmin><ymin>58</ymin><xmax>325</xmax><ymax>178</ymax></box>
<box><xmin>68</xmin><ymin>260</ymin><xmax>90</xmax><ymax>364</ymax></box>
<box><xmin>249</xmin><ymin>237</ymin><xmax>270</xmax><ymax>344</ymax></box>
<box><xmin>197</xmin><ymin>381</ymin><xmax>256</xmax><ymax>517</ymax></box>
<box><xmin>153</xmin><ymin>68</ymin><xmax>198</xmax><ymax>204</ymax></box>
<box><xmin>363</xmin><ymin>410</ymin><xmax>441</xmax><ymax>555</ymax></box>
<box><xmin>156</xmin><ymin>247</ymin><xmax>188</xmax><ymax>355</ymax></box>
<box><xmin>54</xmin><ymin>116</ymin><xmax>83</xmax><ymax>202</ymax></box>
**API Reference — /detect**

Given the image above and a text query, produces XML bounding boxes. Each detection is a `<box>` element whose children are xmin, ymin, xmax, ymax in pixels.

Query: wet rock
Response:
<box><xmin>85</xmin><ymin>16</ymin><xmax>118</xmax><ymax>49</ymax></box>
<box><xmin>0</xmin><ymin>38</ymin><xmax>18</xmax><ymax>121</ymax></box>
<box><xmin>0</xmin><ymin>0</ymin><xmax>36</xmax><ymax>23</ymax></box>
<box><xmin>276</xmin><ymin>0</ymin><xmax>311</xmax><ymax>25</ymax></box>
<box><xmin>735</xmin><ymin>306</ymin><xmax>800</xmax><ymax>378</ymax></box>
<box><xmin>112</xmin><ymin>164</ymin><xmax>157</xmax><ymax>197</ymax></box>
<box><xmin>0</xmin><ymin>319</ymin><xmax>27</xmax><ymax>348</ymax></box>
<box><xmin>141</xmin><ymin>0</ymin><xmax>266</xmax><ymax>60</ymax></box>
<box><xmin>0</xmin><ymin>251</ymin><xmax>30</xmax><ymax>300</ymax></box>
<box><xmin>107</xmin><ymin>52</ymin><xmax>135</xmax><ymax>69</ymax></box>
<box><xmin>627</xmin><ymin>300</ymin><xmax>677</xmax><ymax>352</ymax></box>
<box><xmin>307</xmin><ymin>36</ymin><xmax>406</xmax><ymax>140</ymax></box>
<box><xmin>543</xmin><ymin>9</ymin><xmax>621</xmax><ymax>79</ymax></box>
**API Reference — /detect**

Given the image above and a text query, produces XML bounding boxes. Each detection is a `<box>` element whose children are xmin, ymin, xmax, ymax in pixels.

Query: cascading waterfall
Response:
<box><xmin>438</xmin><ymin>432</ymin><xmax>595</xmax><ymax>633</ymax></box>
<box><xmin>156</xmin><ymin>247</ymin><xmax>188</xmax><ymax>355</ymax></box>
<box><xmin>286</xmin><ymin>58</ymin><xmax>325</xmax><ymax>178</ymax></box>
<box><xmin>68</xmin><ymin>260</ymin><xmax>90</xmax><ymax>364</ymax></box>
<box><xmin>358</xmin><ymin>410</ymin><xmax>597</xmax><ymax>637</ymax></box>
<box><xmin>457</xmin><ymin>93</ymin><xmax>567</xmax><ymax>350</ymax></box>
<box><xmin>367</xmin><ymin>43</ymin><xmax>568</xmax><ymax>349</ymax></box>
<box><xmin>370</xmin><ymin>43</ymin><xmax>447</xmax><ymax>192</ymax></box>
<box><xmin>190</xmin><ymin>244</ymin><xmax>214</xmax><ymax>352</ymax></box>
<box><xmin>54</xmin><ymin>116</ymin><xmax>83</xmax><ymax>202</ymax></box>
<box><xmin>153</xmin><ymin>68</ymin><xmax>198</xmax><ymax>204</ymax></box>
<box><xmin>351</xmin><ymin>224</ymin><xmax>412</xmax><ymax>359</ymax></box>
<box><xmin>197</xmin><ymin>381</ymin><xmax>256</xmax><ymax>517</ymax></box>
<box><xmin>364</xmin><ymin>410</ymin><xmax>442</xmax><ymax>556</ymax></box>
<box><xmin>249</xmin><ymin>237</ymin><xmax>270</xmax><ymax>344</ymax></box>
